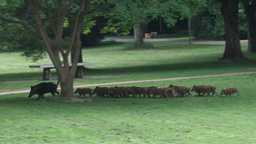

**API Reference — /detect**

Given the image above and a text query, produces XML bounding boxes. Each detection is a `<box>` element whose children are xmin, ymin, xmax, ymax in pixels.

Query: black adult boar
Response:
<box><xmin>28</xmin><ymin>80</ymin><xmax>59</xmax><ymax>100</ymax></box>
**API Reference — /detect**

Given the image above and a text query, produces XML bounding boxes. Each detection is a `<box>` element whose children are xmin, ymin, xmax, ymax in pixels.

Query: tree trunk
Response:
<box><xmin>134</xmin><ymin>23</ymin><xmax>144</xmax><ymax>46</ymax></box>
<box><xmin>219</xmin><ymin>0</ymin><xmax>247</xmax><ymax>60</ymax></box>
<box><xmin>247</xmin><ymin>27</ymin><xmax>252</xmax><ymax>52</ymax></box>
<box><xmin>59</xmin><ymin>71</ymin><xmax>74</xmax><ymax>98</ymax></box>
<box><xmin>71</xmin><ymin>42</ymin><xmax>83</xmax><ymax>77</ymax></box>
<box><xmin>242</xmin><ymin>0</ymin><xmax>256</xmax><ymax>53</ymax></box>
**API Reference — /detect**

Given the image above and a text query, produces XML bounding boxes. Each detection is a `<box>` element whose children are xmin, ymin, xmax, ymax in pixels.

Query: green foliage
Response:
<box><xmin>193</xmin><ymin>1</ymin><xmax>247</xmax><ymax>40</ymax></box>
<box><xmin>20</xmin><ymin>34</ymin><xmax>46</xmax><ymax>62</ymax></box>
<box><xmin>82</xmin><ymin>17</ymin><xmax>96</xmax><ymax>35</ymax></box>
<box><xmin>0</xmin><ymin>20</ymin><xmax>46</xmax><ymax>61</ymax></box>
<box><xmin>63</xmin><ymin>17</ymin><xmax>69</xmax><ymax>28</ymax></box>
<box><xmin>0</xmin><ymin>0</ymin><xmax>109</xmax><ymax>61</ymax></box>
<box><xmin>80</xmin><ymin>16</ymin><xmax>108</xmax><ymax>46</ymax></box>
<box><xmin>103</xmin><ymin>0</ymin><xmax>206</xmax><ymax>36</ymax></box>
<box><xmin>123</xmin><ymin>42</ymin><xmax>155</xmax><ymax>50</ymax></box>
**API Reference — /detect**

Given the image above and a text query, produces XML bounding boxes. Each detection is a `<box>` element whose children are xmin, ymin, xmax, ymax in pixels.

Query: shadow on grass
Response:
<box><xmin>84</xmin><ymin>59</ymin><xmax>256</xmax><ymax>76</ymax></box>
<box><xmin>0</xmin><ymin>72</ymin><xmax>58</xmax><ymax>82</ymax></box>
<box><xmin>1</xmin><ymin>58</ymin><xmax>256</xmax><ymax>83</ymax></box>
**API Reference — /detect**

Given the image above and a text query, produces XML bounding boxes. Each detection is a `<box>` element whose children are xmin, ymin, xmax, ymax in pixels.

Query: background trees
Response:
<box><xmin>242</xmin><ymin>0</ymin><xmax>256</xmax><ymax>53</ymax></box>
<box><xmin>104</xmin><ymin>0</ymin><xmax>206</xmax><ymax>46</ymax></box>
<box><xmin>218</xmin><ymin>0</ymin><xmax>246</xmax><ymax>60</ymax></box>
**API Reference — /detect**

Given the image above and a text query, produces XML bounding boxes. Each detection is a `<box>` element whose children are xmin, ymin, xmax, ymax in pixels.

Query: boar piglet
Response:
<box><xmin>169</xmin><ymin>84</ymin><xmax>191</xmax><ymax>97</ymax></box>
<box><xmin>146</xmin><ymin>86</ymin><xmax>158</xmax><ymax>98</ymax></box>
<box><xmin>92</xmin><ymin>86</ymin><xmax>110</xmax><ymax>98</ymax></box>
<box><xmin>148</xmin><ymin>88</ymin><xmax>169</xmax><ymax>98</ymax></box>
<box><xmin>191</xmin><ymin>85</ymin><xmax>208</xmax><ymax>96</ymax></box>
<box><xmin>108</xmin><ymin>87</ymin><xmax>128</xmax><ymax>98</ymax></box>
<box><xmin>220</xmin><ymin>87</ymin><xmax>239</xmax><ymax>97</ymax></box>
<box><xmin>207</xmin><ymin>86</ymin><xmax>218</xmax><ymax>96</ymax></box>
<box><xmin>74</xmin><ymin>88</ymin><xmax>93</xmax><ymax>97</ymax></box>
<box><xmin>130</xmin><ymin>86</ymin><xmax>148</xmax><ymax>98</ymax></box>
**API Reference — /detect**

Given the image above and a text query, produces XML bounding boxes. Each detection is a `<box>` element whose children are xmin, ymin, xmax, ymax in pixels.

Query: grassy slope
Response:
<box><xmin>1</xmin><ymin>74</ymin><xmax>256</xmax><ymax>144</ymax></box>
<box><xmin>0</xmin><ymin>42</ymin><xmax>256</xmax><ymax>92</ymax></box>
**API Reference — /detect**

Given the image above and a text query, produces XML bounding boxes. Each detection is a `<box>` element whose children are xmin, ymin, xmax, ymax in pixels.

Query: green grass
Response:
<box><xmin>1</xmin><ymin>41</ymin><xmax>256</xmax><ymax>143</ymax></box>
<box><xmin>1</xmin><ymin>74</ymin><xmax>256</xmax><ymax>144</ymax></box>
<box><xmin>0</xmin><ymin>42</ymin><xmax>256</xmax><ymax>92</ymax></box>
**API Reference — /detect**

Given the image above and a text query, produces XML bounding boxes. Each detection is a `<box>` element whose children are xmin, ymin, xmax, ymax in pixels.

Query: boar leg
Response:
<box><xmin>37</xmin><ymin>94</ymin><xmax>43</xmax><ymax>100</ymax></box>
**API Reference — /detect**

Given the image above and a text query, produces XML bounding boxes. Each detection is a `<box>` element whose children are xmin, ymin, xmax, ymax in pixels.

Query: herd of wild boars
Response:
<box><xmin>74</xmin><ymin>84</ymin><xmax>239</xmax><ymax>98</ymax></box>
<box><xmin>28</xmin><ymin>80</ymin><xmax>239</xmax><ymax>99</ymax></box>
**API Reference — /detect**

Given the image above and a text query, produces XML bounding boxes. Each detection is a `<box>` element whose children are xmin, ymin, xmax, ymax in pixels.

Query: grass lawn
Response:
<box><xmin>0</xmin><ymin>41</ymin><xmax>256</xmax><ymax>92</ymax></box>
<box><xmin>1</xmin><ymin>74</ymin><xmax>256</xmax><ymax>144</ymax></box>
<box><xmin>1</xmin><ymin>41</ymin><xmax>256</xmax><ymax>143</ymax></box>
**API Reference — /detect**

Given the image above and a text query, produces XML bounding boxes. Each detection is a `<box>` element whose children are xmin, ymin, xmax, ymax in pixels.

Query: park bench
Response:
<box><xmin>150</xmin><ymin>32</ymin><xmax>157</xmax><ymax>38</ymax></box>
<box><xmin>29</xmin><ymin>62</ymin><xmax>96</xmax><ymax>80</ymax></box>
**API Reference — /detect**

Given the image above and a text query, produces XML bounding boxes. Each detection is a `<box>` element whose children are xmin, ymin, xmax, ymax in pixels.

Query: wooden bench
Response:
<box><xmin>29</xmin><ymin>62</ymin><xmax>96</xmax><ymax>80</ymax></box>
<box><xmin>150</xmin><ymin>32</ymin><xmax>157</xmax><ymax>38</ymax></box>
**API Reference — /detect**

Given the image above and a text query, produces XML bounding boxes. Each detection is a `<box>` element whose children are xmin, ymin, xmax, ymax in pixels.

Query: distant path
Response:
<box><xmin>103</xmin><ymin>37</ymin><xmax>248</xmax><ymax>45</ymax></box>
<box><xmin>0</xmin><ymin>71</ymin><xmax>255</xmax><ymax>96</ymax></box>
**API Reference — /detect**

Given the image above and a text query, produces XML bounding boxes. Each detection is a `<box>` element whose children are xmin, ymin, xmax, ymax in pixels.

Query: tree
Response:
<box><xmin>192</xmin><ymin>2</ymin><xmax>247</xmax><ymax>41</ymax></box>
<box><xmin>0</xmin><ymin>0</ymin><xmax>94</xmax><ymax>101</ymax></box>
<box><xmin>104</xmin><ymin>0</ymin><xmax>206</xmax><ymax>46</ymax></box>
<box><xmin>218</xmin><ymin>0</ymin><xmax>247</xmax><ymax>60</ymax></box>
<box><xmin>242</xmin><ymin>0</ymin><xmax>256</xmax><ymax>53</ymax></box>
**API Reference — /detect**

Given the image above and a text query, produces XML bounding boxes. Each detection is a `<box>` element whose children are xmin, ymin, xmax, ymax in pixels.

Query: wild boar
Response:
<box><xmin>165</xmin><ymin>87</ymin><xmax>175</xmax><ymax>97</ymax></box>
<box><xmin>169</xmin><ymin>85</ymin><xmax>192</xmax><ymax>97</ymax></box>
<box><xmin>146</xmin><ymin>86</ymin><xmax>158</xmax><ymax>98</ymax></box>
<box><xmin>220</xmin><ymin>87</ymin><xmax>239</xmax><ymax>97</ymax></box>
<box><xmin>206</xmin><ymin>86</ymin><xmax>218</xmax><ymax>96</ymax></box>
<box><xmin>191</xmin><ymin>85</ymin><xmax>208</xmax><ymax>96</ymax></box>
<box><xmin>28</xmin><ymin>80</ymin><xmax>59</xmax><ymax>100</ymax></box>
<box><xmin>149</xmin><ymin>88</ymin><xmax>168</xmax><ymax>98</ymax></box>
<box><xmin>130</xmin><ymin>86</ymin><xmax>148</xmax><ymax>98</ymax></box>
<box><xmin>74</xmin><ymin>88</ymin><xmax>93</xmax><ymax>97</ymax></box>
<box><xmin>170</xmin><ymin>86</ymin><xmax>192</xmax><ymax>97</ymax></box>
<box><xmin>92</xmin><ymin>86</ymin><xmax>110</xmax><ymax>98</ymax></box>
<box><xmin>108</xmin><ymin>87</ymin><xmax>129</xmax><ymax>98</ymax></box>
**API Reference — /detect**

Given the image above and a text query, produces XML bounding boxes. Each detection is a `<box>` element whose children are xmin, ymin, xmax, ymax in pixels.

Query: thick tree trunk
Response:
<box><xmin>60</xmin><ymin>72</ymin><xmax>74</xmax><ymax>98</ymax></box>
<box><xmin>219</xmin><ymin>0</ymin><xmax>247</xmax><ymax>60</ymax></box>
<box><xmin>134</xmin><ymin>23</ymin><xmax>144</xmax><ymax>46</ymax></box>
<box><xmin>242</xmin><ymin>0</ymin><xmax>256</xmax><ymax>53</ymax></box>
